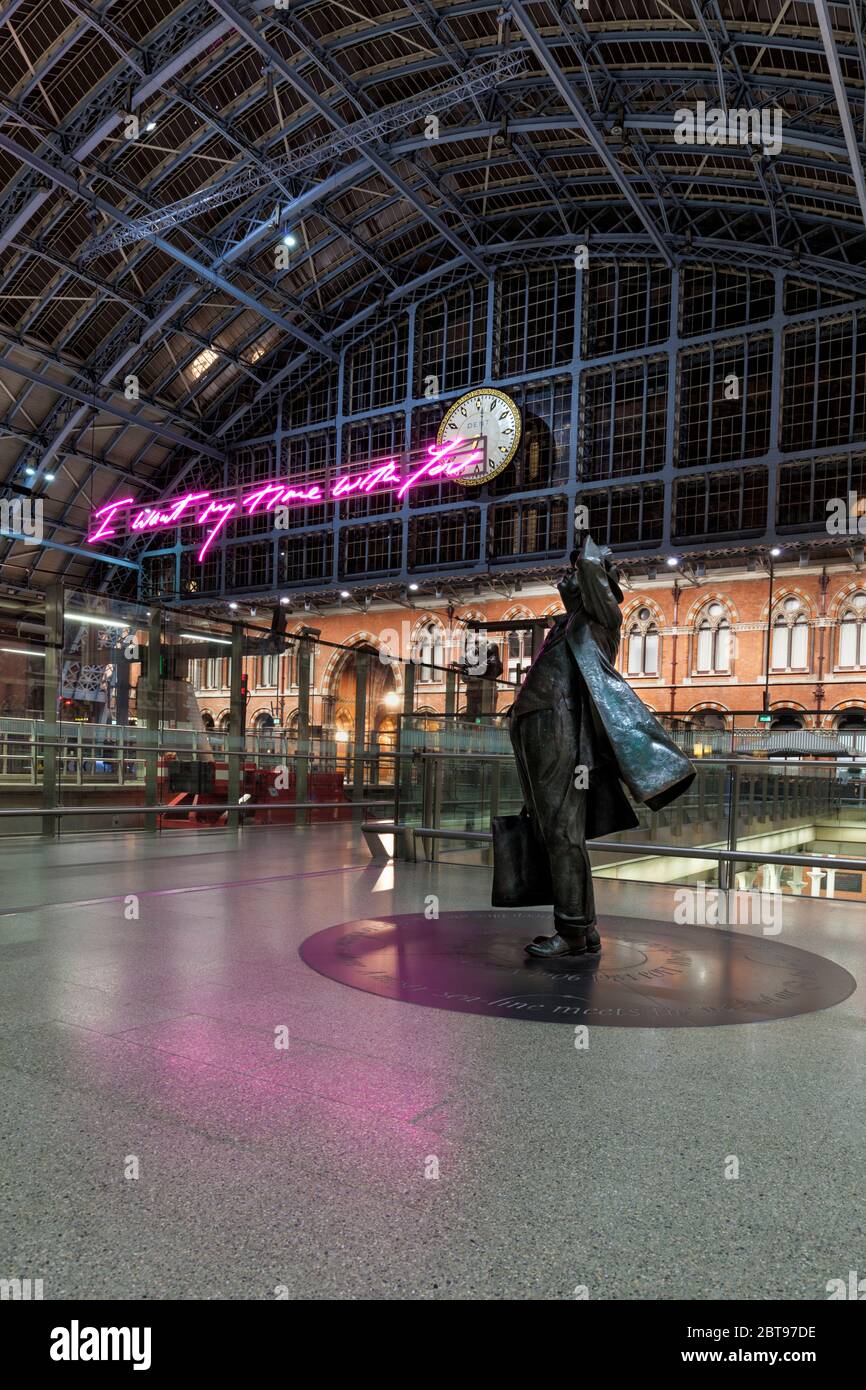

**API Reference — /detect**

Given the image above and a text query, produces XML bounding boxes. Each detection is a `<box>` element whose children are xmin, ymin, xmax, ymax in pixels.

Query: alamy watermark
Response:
<box><xmin>674</xmin><ymin>883</ymin><xmax>783</xmax><ymax>936</ymax></box>
<box><xmin>674</xmin><ymin>100</ymin><xmax>783</xmax><ymax>158</ymax></box>
<box><xmin>0</xmin><ymin>497</ymin><xmax>43</xmax><ymax>545</ymax></box>
<box><xmin>826</xmin><ymin>493</ymin><xmax>866</xmax><ymax>535</ymax></box>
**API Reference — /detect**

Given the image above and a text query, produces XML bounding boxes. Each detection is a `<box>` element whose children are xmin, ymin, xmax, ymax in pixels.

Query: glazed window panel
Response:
<box><xmin>676</xmin><ymin>335</ymin><xmax>772</xmax><ymax>467</ymax></box>
<box><xmin>339</xmin><ymin>521</ymin><xmax>402</xmax><ymax>577</ymax></box>
<box><xmin>490</xmin><ymin>378</ymin><xmax>571</xmax><ymax>494</ymax></box>
<box><xmin>280</xmin><ymin>428</ymin><xmax>334</xmax><ymax>530</ymax></box>
<box><xmin>277</xmin><ymin>533</ymin><xmax>331</xmax><ymax>586</ymax></box>
<box><xmin>347</xmin><ymin>320</ymin><xmax>408</xmax><ymax>414</ymax></box>
<box><xmin>341</xmin><ymin>416</ymin><xmax>405</xmax><ymax>519</ymax></box>
<box><xmin>579</xmin><ymin>358</ymin><xmax>668</xmax><ymax>479</ymax></box>
<box><xmin>285</xmin><ymin>369</ymin><xmax>338</xmax><ymax>429</ymax></box>
<box><xmin>496</xmin><ymin>264</ymin><xmax>575</xmax><ymax>377</ymax></box>
<box><xmin>781</xmin><ymin>313</ymin><xmax>866</xmax><ymax>451</ymax></box>
<box><xmin>777</xmin><ymin>454</ymin><xmax>866</xmax><ymax>530</ymax></box>
<box><xmin>489</xmin><ymin>496</ymin><xmax>568</xmax><ymax>560</ymax></box>
<box><xmin>409</xmin><ymin>403</ymin><xmax>470</xmax><ymax>508</ymax></box>
<box><xmin>414</xmin><ymin>280</ymin><xmax>488</xmax><ymax>396</ymax></box>
<box><xmin>681</xmin><ymin>265</ymin><xmax>774</xmax><ymax>337</ymax></box>
<box><xmin>409</xmin><ymin>509</ymin><xmax>481</xmax><ymax>568</ymax></box>
<box><xmin>673</xmin><ymin>468</ymin><xmax>768</xmax><ymax>539</ymax></box>
<box><xmin>581</xmin><ymin>483</ymin><xmax>664</xmax><ymax>547</ymax></box>
<box><xmin>226</xmin><ymin>540</ymin><xmax>271</xmax><ymax>590</ymax></box>
<box><xmin>583</xmin><ymin>261</ymin><xmax>671</xmax><ymax>356</ymax></box>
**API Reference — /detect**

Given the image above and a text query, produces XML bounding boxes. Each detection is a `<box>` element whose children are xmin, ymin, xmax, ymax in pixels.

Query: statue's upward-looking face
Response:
<box><xmin>557</xmin><ymin>567</ymin><xmax>584</xmax><ymax>613</ymax></box>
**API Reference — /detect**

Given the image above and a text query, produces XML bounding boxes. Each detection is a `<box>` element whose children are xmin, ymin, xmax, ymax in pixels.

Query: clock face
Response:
<box><xmin>436</xmin><ymin>387</ymin><xmax>521</xmax><ymax>486</ymax></box>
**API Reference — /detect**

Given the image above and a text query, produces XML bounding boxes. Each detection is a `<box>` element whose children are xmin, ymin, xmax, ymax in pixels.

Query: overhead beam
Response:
<box><xmin>2</xmin><ymin>532</ymin><xmax>140</xmax><ymax>570</ymax></box>
<box><xmin>506</xmin><ymin>0</ymin><xmax>674</xmax><ymax>265</ymax></box>
<box><xmin>0</xmin><ymin>131</ymin><xmax>335</xmax><ymax>364</ymax></box>
<box><xmin>0</xmin><ymin>355</ymin><xmax>226</xmax><ymax>461</ymax></box>
<box><xmin>207</xmin><ymin>0</ymin><xmax>488</xmax><ymax>276</ymax></box>
<box><xmin>813</xmin><ymin>0</ymin><xmax>866</xmax><ymax>233</ymax></box>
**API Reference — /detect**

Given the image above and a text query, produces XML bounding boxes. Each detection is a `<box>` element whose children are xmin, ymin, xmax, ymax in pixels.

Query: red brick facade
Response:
<box><xmin>193</xmin><ymin>560</ymin><xmax>866</xmax><ymax>737</ymax></box>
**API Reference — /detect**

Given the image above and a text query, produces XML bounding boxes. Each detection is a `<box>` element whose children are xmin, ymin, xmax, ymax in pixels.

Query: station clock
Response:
<box><xmin>436</xmin><ymin>387</ymin><xmax>522</xmax><ymax>485</ymax></box>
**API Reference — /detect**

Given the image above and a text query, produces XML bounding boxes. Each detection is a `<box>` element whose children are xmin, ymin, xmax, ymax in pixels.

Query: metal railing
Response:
<box><xmin>373</xmin><ymin>752</ymin><xmax>866</xmax><ymax>890</ymax></box>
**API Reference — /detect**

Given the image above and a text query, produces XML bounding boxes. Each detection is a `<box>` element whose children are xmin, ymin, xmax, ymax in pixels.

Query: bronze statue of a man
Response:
<box><xmin>498</xmin><ymin>534</ymin><xmax>694</xmax><ymax>959</ymax></box>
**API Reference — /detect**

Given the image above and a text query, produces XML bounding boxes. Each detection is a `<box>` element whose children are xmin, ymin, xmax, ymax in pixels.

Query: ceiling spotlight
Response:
<box><xmin>229</xmin><ymin>602</ymin><xmax>238</xmax><ymax>610</ymax></box>
<box><xmin>666</xmin><ymin>556</ymin><xmax>679</xmax><ymax>567</ymax></box>
<box><xmin>408</xmin><ymin>582</ymin><xmax>419</xmax><ymax>591</ymax></box>
<box><xmin>44</xmin><ymin>472</ymin><xmax>55</xmax><ymax>481</ymax></box>
<box><xmin>281</xmin><ymin>232</ymin><xmax>298</xmax><ymax>247</ymax></box>
<box><xmin>340</xmin><ymin>589</ymin><xmax>350</xmax><ymax>599</ymax></box>
<box><xmin>24</xmin><ymin>466</ymin><xmax>35</xmax><ymax>476</ymax></box>
<box><xmin>144</xmin><ymin>120</ymin><xmax>157</xmax><ymax>133</ymax></box>
<box><xmin>770</xmin><ymin>546</ymin><xmax>782</xmax><ymax>557</ymax></box>
<box><xmin>280</xmin><ymin>596</ymin><xmax>290</xmax><ymax>606</ymax></box>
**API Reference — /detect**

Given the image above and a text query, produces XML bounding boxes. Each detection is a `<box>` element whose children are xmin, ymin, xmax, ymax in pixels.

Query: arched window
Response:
<box><xmin>691</xmin><ymin>708</ymin><xmax>726</xmax><ymax>732</ymax></box>
<box><xmin>695</xmin><ymin>603</ymin><xmax>731</xmax><ymax>674</ymax></box>
<box><xmin>771</xmin><ymin>596</ymin><xmax>809</xmax><ymax>671</ymax></box>
<box><xmin>836</xmin><ymin>708</ymin><xmax>866</xmax><ymax>733</ymax></box>
<box><xmin>507</xmin><ymin>629</ymin><xmax>533</xmax><ymax>684</ymax></box>
<box><xmin>770</xmin><ymin>710</ymin><xmax>804</xmax><ymax>731</ymax></box>
<box><xmin>258</xmin><ymin>653</ymin><xmax>280</xmax><ymax>688</ymax></box>
<box><xmin>414</xmin><ymin>621</ymin><xmax>444</xmax><ymax>683</ymax></box>
<box><xmin>837</xmin><ymin>592</ymin><xmax>866</xmax><ymax>669</ymax></box>
<box><xmin>626</xmin><ymin>607</ymin><xmax>660</xmax><ymax>676</ymax></box>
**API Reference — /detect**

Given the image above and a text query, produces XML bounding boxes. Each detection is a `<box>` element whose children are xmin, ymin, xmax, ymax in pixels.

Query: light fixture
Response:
<box><xmin>666</xmin><ymin>557</ymin><xmax>679</xmax><ymax>568</ymax></box>
<box><xmin>229</xmin><ymin>602</ymin><xmax>238</xmax><ymax>610</ymax></box>
<box><xmin>0</xmin><ymin>646</ymin><xmax>44</xmax><ymax>657</ymax></box>
<box><xmin>24</xmin><ymin>466</ymin><xmax>35</xmax><ymax>476</ymax></box>
<box><xmin>281</xmin><ymin>232</ymin><xmax>298</xmax><ymax>248</ymax></box>
<box><xmin>280</xmin><ymin>597</ymin><xmax>291</xmax><ymax>606</ymax></box>
<box><xmin>144</xmin><ymin>120</ymin><xmax>157</xmax><ymax>133</ymax></box>
<box><xmin>44</xmin><ymin>473</ymin><xmax>55</xmax><ymax>482</ymax></box>
<box><xmin>335</xmin><ymin>730</ymin><xmax>350</xmax><ymax>744</ymax></box>
<box><xmin>179</xmin><ymin>632</ymin><xmax>232</xmax><ymax>646</ymax></box>
<box><xmin>64</xmin><ymin>612</ymin><xmax>130</xmax><ymax>629</ymax></box>
<box><xmin>408</xmin><ymin>582</ymin><xmax>419</xmax><ymax>591</ymax></box>
<box><xmin>340</xmin><ymin>590</ymin><xmax>350</xmax><ymax>599</ymax></box>
<box><xmin>383</xmin><ymin>691</ymin><xmax>401</xmax><ymax>709</ymax></box>
<box><xmin>770</xmin><ymin>547</ymin><xmax>782</xmax><ymax>557</ymax></box>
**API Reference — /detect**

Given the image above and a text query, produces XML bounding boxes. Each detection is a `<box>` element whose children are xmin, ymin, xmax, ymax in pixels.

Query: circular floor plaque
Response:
<box><xmin>299</xmin><ymin>911</ymin><xmax>856</xmax><ymax>1027</ymax></box>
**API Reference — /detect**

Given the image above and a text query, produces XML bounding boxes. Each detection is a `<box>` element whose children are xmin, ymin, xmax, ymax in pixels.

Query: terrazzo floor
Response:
<box><xmin>0</xmin><ymin>823</ymin><xmax>863</xmax><ymax>1300</ymax></box>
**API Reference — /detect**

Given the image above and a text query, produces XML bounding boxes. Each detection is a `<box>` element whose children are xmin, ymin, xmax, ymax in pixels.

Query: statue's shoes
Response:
<box><xmin>525</xmin><ymin>932</ymin><xmax>587</xmax><ymax>958</ymax></box>
<box><xmin>585</xmin><ymin>925</ymin><xmax>602</xmax><ymax>954</ymax></box>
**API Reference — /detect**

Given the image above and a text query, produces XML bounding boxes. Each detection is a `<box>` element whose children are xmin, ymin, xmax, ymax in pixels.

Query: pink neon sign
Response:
<box><xmin>87</xmin><ymin>438</ymin><xmax>482</xmax><ymax>563</ymax></box>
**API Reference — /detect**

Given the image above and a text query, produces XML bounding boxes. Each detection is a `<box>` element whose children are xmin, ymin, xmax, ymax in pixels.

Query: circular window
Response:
<box><xmin>708</xmin><ymin>603</ymin><xmax>724</xmax><ymax>619</ymax></box>
<box><xmin>784</xmin><ymin>596</ymin><xmax>800</xmax><ymax>613</ymax></box>
<box><xmin>853</xmin><ymin>594</ymin><xmax>866</xmax><ymax>610</ymax></box>
<box><xmin>638</xmin><ymin>607</ymin><xmax>651</xmax><ymax>622</ymax></box>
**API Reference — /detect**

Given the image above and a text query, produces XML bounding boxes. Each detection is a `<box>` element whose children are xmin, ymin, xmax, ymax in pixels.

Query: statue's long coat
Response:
<box><xmin>541</xmin><ymin>537</ymin><xmax>695</xmax><ymax>840</ymax></box>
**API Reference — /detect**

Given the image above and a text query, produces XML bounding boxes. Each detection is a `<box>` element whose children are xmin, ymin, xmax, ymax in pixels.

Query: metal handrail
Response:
<box><xmin>366</xmin><ymin>821</ymin><xmax>866</xmax><ymax>874</ymax></box>
<box><xmin>0</xmin><ymin>798</ymin><xmax>395</xmax><ymax>819</ymax></box>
